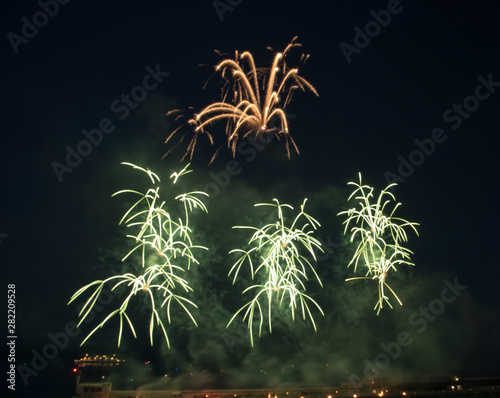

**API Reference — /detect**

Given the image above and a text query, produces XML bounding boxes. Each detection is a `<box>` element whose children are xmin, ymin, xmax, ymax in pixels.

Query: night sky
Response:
<box><xmin>2</xmin><ymin>1</ymin><xmax>500</xmax><ymax>397</ymax></box>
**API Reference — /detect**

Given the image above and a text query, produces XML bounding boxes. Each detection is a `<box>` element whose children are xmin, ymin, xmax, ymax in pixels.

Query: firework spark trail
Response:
<box><xmin>164</xmin><ymin>37</ymin><xmax>318</xmax><ymax>164</ymax></box>
<box><xmin>68</xmin><ymin>163</ymin><xmax>208</xmax><ymax>347</ymax></box>
<box><xmin>338</xmin><ymin>173</ymin><xmax>419</xmax><ymax>314</ymax></box>
<box><xmin>227</xmin><ymin>198</ymin><xmax>324</xmax><ymax>346</ymax></box>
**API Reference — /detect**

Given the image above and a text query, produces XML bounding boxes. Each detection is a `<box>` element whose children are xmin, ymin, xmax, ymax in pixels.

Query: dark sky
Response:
<box><xmin>2</xmin><ymin>1</ymin><xmax>500</xmax><ymax>397</ymax></box>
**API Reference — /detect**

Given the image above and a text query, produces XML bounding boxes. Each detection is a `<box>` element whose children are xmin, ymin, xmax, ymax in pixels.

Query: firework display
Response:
<box><xmin>164</xmin><ymin>37</ymin><xmax>318</xmax><ymax>163</ymax></box>
<box><xmin>68</xmin><ymin>163</ymin><xmax>208</xmax><ymax>347</ymax></box>
<box><xmin>227</xmin><ymin>199</ymin><xmax>324</xmax><ymax>346</ymax></box>
<box><xmin>338</xmin><ymin>173</ymin><xmax>419</xmax><ymax>314</ymax></box>
<box><xmin>68</xmin><ymin>40</ymin><xmax>422</xmax><ymax>351</ymax></box>
<box><xmin>11</xmin><ymin>2</ymin><xmax>500</xmax><ymax>391</ymax></box>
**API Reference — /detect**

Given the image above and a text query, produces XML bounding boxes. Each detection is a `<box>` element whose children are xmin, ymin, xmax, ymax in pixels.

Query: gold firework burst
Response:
<box><xmin>164</xmin><ymin>37</ymin><xmax>318</xmax><ymax>164</ymax></box>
